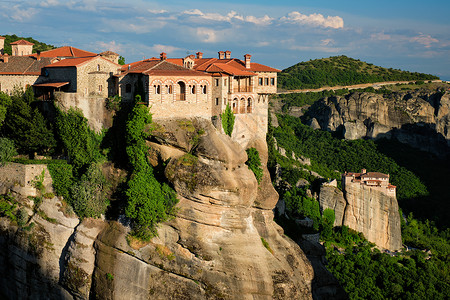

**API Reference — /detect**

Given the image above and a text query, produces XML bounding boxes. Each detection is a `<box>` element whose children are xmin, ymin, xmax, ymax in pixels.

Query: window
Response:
<box><xmin>270</xmin><ymin>78</ymin><xmax>275</xmax><ymax>86</ymax></box>
<box><xmin>259</xmin><ymin>77</ymin><xmax>263</xmax><ymax>86</ymax></box>
<box><xmin>97</xmin><ymin>64</ymin><xmax>100</xmax><ymax>71</ymax></box>
<box><xmin>166</xmin><ymin>85</ymin><xmax>172</xmax><ymax>94</ymax></box>
<box><xmin>99</xmin><ymin>85</ymin><xmax>103</xmax><ymax>92</ymax></box>
<box><xmin>224</xmin><ymin>79</ymin><xmax>227</xmax><ymax>86</ymax></box>
<box><xmin>215</xmin><ymin>98</ymin><xmax>219</xmax><ymax>105</ymax></box>
<box><xmin>265</xmin><ymin>78</ymin><xmax>269</xmax><ymax>85</ymax></box>
<box><xmin>126</xmin><ymin>84</ymin><xmax>131</xmax><ymax>93</ymax></box>
<box><xmin>202</xmin><ymin>85</ymin><xmax>207</xmax><ymax>94</ymax></box>
<box><xmin>154</xmin><ymin>85</ymin><xmax>161</xmax><ymax>94</ymax></box>
<box><xmin>190</xmin><ymin>85</ymin><xmax>196</xmax><ymax>94</ymax></box>
<box><xmin>215</xmin><ymin>79</ymin><xmax>219</xmax><ymax>86</ymax></box>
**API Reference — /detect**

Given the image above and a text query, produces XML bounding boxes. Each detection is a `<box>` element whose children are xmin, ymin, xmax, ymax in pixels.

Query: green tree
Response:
<box><xmin>245</xmin><ymin>147</ymin><xmax>263</xmax><ymax>183</ymax></box>
<box><xmin>118</xmin><ymin>56</ymin><xmax>125</xmax><ymax>65</ymax></box>
<box><xmin>0</xmin><ymin>138</ymin><xmax>17</xmax><ymax>165</ymax></box>
<box><xmin>0</xmin><ymin>92</ymin><xmax>12</xmax><ymax>125</ymax></box>
<box><xmin>221</xmin><ymin>104</ymin><xmax>235</xmax><ymax>136</ymax></box>
<box><xmin>124</xmin><ymin>95</ymin><xmax>178</xmax><ymax>240</ymax></box>
<box><xmin>2</xmin><ymin>87</ymin><xmax>55</xmax><ymax>156</ymax></box>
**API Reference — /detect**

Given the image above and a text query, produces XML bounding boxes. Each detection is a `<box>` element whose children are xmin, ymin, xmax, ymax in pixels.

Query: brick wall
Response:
<box><xmin>255</xmin><ymin>72</ymin><xmax>277</xmax><ymax>94</ymax></box>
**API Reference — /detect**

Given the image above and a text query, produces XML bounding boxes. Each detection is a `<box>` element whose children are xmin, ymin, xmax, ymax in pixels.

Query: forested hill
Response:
<box><xmin>1</xmin><ymin>34</ymin><xmax>55</xmax><ymax>55</ymax></box>
<box><xmin>278</xmin><ymin>55</ymin><xmax>439</xmax><ymax>90</ymax></box>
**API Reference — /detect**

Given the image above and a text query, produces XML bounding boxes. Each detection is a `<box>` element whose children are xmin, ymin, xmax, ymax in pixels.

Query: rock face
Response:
<box><xmin>319</xmin><ymin>183</ymin><xmax>402</xmax><ymax>251</ymax></box>
<box><xmin>0</xmin><ymin>116</ymin><xmax>315</xmax><ymax>299</ymax></box>
<box><xmin>306</xmin><ymin>91</ymin><xmax>450</xmax><ymax>157</ymax></box>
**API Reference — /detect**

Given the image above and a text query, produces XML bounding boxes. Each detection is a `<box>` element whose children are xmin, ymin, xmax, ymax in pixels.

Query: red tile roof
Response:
<box><xmin>361</xmin><ymin>172</ymin><xmax>389</xmax><ymax>179</ymax></box>
<box><xmin>10</xmin><ymin>39</ymin><xmax>34</xmax><ymax>45</ymax></box>
<box><xmin>0</xmin><ymin>36</ymin><xmax>5</xmax><ymax>40</ymax></box>
<box><xmin>45</xmin><ymin>57</ymin><xmax>95</xmax><ymax>68</ymax></box>
<box><xmin>122</xmin><ymin>59</ymin><xmax>210</xmax><ymax>77</ymax></box>
<box><xmin>0</xmin><ymin>56</ymin><xmax>54</xmax><ymax>75</ymax></box>
<box><xmin>206</xmin><ymin>63</ymin><xmax>256</xmax><ymax>76</ymax></box>
<box><xmin>28</xmin><ymin>46</ymin><xmax>97</xmax><ymax>58</ymax></box>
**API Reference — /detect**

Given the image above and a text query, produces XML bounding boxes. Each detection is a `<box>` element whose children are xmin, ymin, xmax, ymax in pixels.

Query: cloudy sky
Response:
<box><xmin>1</xmin><ymin>0</ymin><xmax>449</xmax><ymax>79</ymax></box>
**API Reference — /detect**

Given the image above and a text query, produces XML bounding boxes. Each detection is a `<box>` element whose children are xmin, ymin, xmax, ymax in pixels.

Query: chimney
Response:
<box><xmin>244</xmin><ymin>54</ymin><xmax>251</xmax><ymax>69</ymax></box>
<box><xmin>225</xmin><ymin>50</ymin><xmax>231</xmax><ymax>59</ymax></box>
<box><xmin>160</xmin><ymin>52</ymin><xmax>167</xmax><ymax>60</ymax></box>
<box><xmin>196</xmin><ymin>51</ymin><xmax>203</xmax><ymax>59</ymax></box>
<box><xmin>36</xmin><ymin>50</ymin><xmax>41</xmax><ymax>61</ymax></box>
<box><xmin>3</xmin><ymin>54</ymin><xmax>8</xmax><ymax>63</ymax></box>
<box><xmin>218</xmin><ymin>51</ymin><xmax>225</xmax><ymax>59</ymax></box>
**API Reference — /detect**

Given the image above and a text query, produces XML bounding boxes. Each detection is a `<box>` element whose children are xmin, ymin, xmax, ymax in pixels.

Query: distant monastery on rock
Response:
<box><xmin>342</xmin><ymin>168</ymin><xmax>396</xmax><ymax>197</ymax></box>
<box><xmin>0</xmin><ymin>37</ymin><xmax>279</xmax><ymax>132</ymax></box>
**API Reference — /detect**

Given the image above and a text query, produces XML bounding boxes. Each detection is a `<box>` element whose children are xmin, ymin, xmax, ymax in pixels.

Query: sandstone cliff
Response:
<box><xmin>305</xmin><ymin>91</ymin><xmax>450</xmax><ymax>156</ymax></box>
<box><xmin>0</xmin><ymin>116</ymin><xmax>315</xmax><ymax>299</ymax></box>
<box><xmin>319</xmin><ymin>183</ymin><xmax>402</xmax><ymax>251</ymax></box>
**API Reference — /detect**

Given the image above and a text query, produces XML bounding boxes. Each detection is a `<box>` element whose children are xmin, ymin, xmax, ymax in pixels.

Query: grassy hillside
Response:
<box><xmin>278</xmin><ymin>55</ymin><xmax>439</xmax><ymax>90</ymax></box>
<box><xmin>2</xmin><ymin>34</ymin><xmax>55</xmax><ymax>55</ymax></box>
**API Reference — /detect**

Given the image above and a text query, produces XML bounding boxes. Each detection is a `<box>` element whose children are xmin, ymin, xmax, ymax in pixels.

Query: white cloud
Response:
<box><xmin>9</xmin><ymin>5</ymin><xmax>37</xmax><ymax>22</ymax></box>
<box><xmin>150</xmin><ymin>44</ymin><xmax>181</xmax><ymax>54</ymax></box>
<box><xmin>66</xmin><ymin>0</ymin><xmax>98</xmax><ymax>12</ymax></box>
<box><xmin>410</xmin><ymin>34</ymin><xmax>439</xmax><ymax>48</ymax></box>
<box><xmin>148</xmin><ymin>9</ymin><xmax>168</xmax><ymax>14</ymax></box>
<box><xmin>281</xmin><ymin>11</ymin><xmax>344</xmax><ymax>29</ymax></box>
<box><xmin>197</xmin><ymin>28</ymin><xmax>217</xmax><ymax>43</ymax></box>
<box><xmin>321</xmin><ymin>39</ymin><xmax>334</xmax><ymax>46</ymax></box>
<box><xmin>182</xmin><ymin>9</ymin><xmax>272</xmax><ymax>26</ymax></box>
<box><xmin>94</xmin><ymin>40</ymin><xmax>125</xmax><ymax>54</ymax></box>
<box><xmin>245</xmin><ymin>15</ymin><xmax>273</xmax><ymax>26</ymax></box>
<box><xmin>40</xmin><ymin>0</ymin><xmax>59</xmax><ymax>7</ymax></box>
<box><xmin>371</xmin><ymin>32</ymin><xmax>391</xmax><ymax>41</ymax></box>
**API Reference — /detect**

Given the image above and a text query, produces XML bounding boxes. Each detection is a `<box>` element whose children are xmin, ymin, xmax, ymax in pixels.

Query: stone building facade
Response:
<box><xmin>342</xmin><ymin>168</ymin><xmax>396</xmax><ymax>197</ymax></box>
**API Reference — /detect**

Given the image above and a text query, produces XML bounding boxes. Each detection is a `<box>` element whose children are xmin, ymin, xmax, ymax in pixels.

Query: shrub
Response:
<box><xmin>47</xmin><ymin>162</ymin><xmax>74</xmax><ymax>202</ymax></box>
<box><xmin>69</xmin><ymin>163</ymin><xmax>109</xmax><ymax>219</ymax></box>
<box><xmin>221</xmin><ymin>104</ymin><xmax>235</xmax><ymax>136</ymax></box>
<box><xmin>16</xmin><ymin>207</ymin><xmax>28</xmax><ymax>226</ymax></box>
<box><xmin>0</xmin><ymin>137</ymin><xmax>17</xmax><ymax>166</ymax></box>
<box><xmin>245</xmin><ymin>148</ymin><xmax>263</xmax><ymax>183</ymax></box>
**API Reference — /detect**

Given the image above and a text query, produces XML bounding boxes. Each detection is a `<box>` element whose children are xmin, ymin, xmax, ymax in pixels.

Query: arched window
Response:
<box><xmin>247</xmin><ymin>98</ymin><xmax>252</xmax><ymax>113</ymax></box>
<box><xmin>166</xmin><ymin>85</ymin><xmax>172</xmax><ymax>94</ymax></box>
<box><xmin>97</xmin><ymin>64</ymin><xmax>100</xmax><ymax>71</ymax></box>
<box><xmin>154</xmin><ymin>85</ymin><xmax>161</xmax><ymax>94</ymax></box>
<box><xmin>190</xmin><ymin>85</ymin><xmax>196</xmax><ymax>94</ymax></box>
<box><xmin>240</xmin><ymin>98</ymin><xmax>246</xmax><ymax>114</ymax></box>
<box><xmin>232</xmin><ymin>98</ymin><xmax>238</xmax><ymax>113</ymax></box>
<box><xmin>177</xmin><ymin>81</ymin><xmax>186</xmax><ymax>100</ymax></box>
<box><xmin>202</xmin><ymin>85</ymin><xmax>207</xmax><ymax>94</ymax></box>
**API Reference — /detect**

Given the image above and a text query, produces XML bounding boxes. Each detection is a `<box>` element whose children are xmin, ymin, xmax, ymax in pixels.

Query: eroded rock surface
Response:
<box><xmin>305</xmin><ymin>91</ymin><xmax>450</xmax><ymax>156</ymax></box>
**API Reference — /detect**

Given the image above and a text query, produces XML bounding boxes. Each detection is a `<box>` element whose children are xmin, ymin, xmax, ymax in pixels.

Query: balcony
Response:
<box><xmin>232</xmin><ymin>86</ymin><xmax>254</xmax><ymax>93</ymax></box>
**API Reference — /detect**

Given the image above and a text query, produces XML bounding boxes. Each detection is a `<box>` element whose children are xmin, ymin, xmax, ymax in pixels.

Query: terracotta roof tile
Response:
<box><xmin>28</xmin><ymin>46</ymin><xmax>97</xmax><ymax>58</ymax></box>
<box><xmin>248</xmin><ymin>62</ymin><xmax>281</xmax><ymax>72</ymax></box>
<box><xmin>45</xmin><ymin>56</ymin><xmax>103</xmax><ymax>68</ymax></box>
<box><xmin>0</xmin><ymin>56</ymin><xmax>53</xmax><ymax>75</ymax></box>
<box><xmin>361</xmin><ymin>172</ymin><xmax>389</xmax><ymax>179</ymax></box>
<box><xmin>10</xmin><ymin>39</ymin><xmax>34</xmax><ymax>45</ymax></box>
<box><xmin>0</xmin><ymin>36</ymin><xmax>5</xmax><ymax>40</ymax></box>
<box><xmin>206</xmin><ymin>63</ymin><xmax>256</xmax><ymax>76</ymax></box>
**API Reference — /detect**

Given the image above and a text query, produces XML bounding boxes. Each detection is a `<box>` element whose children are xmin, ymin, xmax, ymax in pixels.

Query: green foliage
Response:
<box><xmin>321</xmin><ymin>208</ymin><xmax>335</xmax><ymax>240</ymax></box>
<box><xmin>283</xmin><ymin>187</ymin><xmax>322</xmax><ymax>231</ymax></box>
<box><xmin>0</xmin><ymin>91</ymin><xmax>12</xmax><ymax>125</ymax></box>
<box><xmin>279</xmin><ymin>55</ymin><xmax>439</xmax><ymax>90</ymax></box>
<box><xmin>118</xmin><ymin>56</ymin><xmax>125</xmax><ymax>65</ymax></box>
<box><xmin>55</xmin><ymin>108</ymin><xmax>104</xmax><ymax>174</ymax></box>
<box><xmin>106</xmin><ymin>95</ymin><xmax>121</xmax><ymax>111</ymax></box>
<box><xmin>278</xmin><ymin>89</ymin><xmax>349</xmax><ymax>111</ymax></box>
<box><xmin>273</xmin><ymin>115</ymin><xmax>428</xmax><ymax>201</ymax></box>
<box><xmin>2</xmin><ymin>34</ymin><xmax>55</xmax><ymax>55</ymax></box>
<box><xmin>260</xmin><ymin>237</ymin><xmax>273</xmax><ymax>254</ymax></box>
<box><xmin>0</xmin><ymin>138</ymin><xmax>17</xmax><ymax>165</ymax></box>
<box><xmin>2</xmin><ymin>87</ymin><xmax>56</xmax><ymax>155</ymax></box>
<box><xmin>125</xmin><ymin>96</ymin><xmax>178</xmax><ymax>240</ymax></box>
<box><xmin>221</xmin><ymin>104</ymin><xmax>235</xmax><ymax>136</ymax></box>
<box><xmin>69</xmin><ymin>163</ymin><xmax>110</xmax><ymax>218</ymax></box>
<box><xmin>245</xmin><ymin>148</ymin><xmax>263</xmax><ymax>183</ymax></box>
<box><xmin>106</xmin><ymin>273</ymin><xmax>114</xmax><ymax>281</ymax></box>
<box><xmin>0</xmin><ymin>195</ymin><xmax>17</xmax><ymax>221</ymax></box>
<box><xmin>47</xmin><ymin>161</ymin><xmax>74</xmax><ymax>202</ymax></box>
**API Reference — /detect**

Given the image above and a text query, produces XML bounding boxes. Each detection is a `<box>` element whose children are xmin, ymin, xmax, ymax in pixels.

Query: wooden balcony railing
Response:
<box><xmin>232</xmin><ymin>86</ymin><xmax>254</xmax><ymax>93</ymax></box>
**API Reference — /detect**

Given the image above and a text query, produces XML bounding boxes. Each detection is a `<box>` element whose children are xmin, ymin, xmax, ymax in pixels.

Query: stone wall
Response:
<box><xmin>0</xmin><ymin>163</ymin><xmax>52</xmax><ymax>197</ymax></box>
<box><xmin>43</xmin><ymin>67</ymin><xmax>77</xmax><ymax>92</ymax></box>
<box><xmin>255</xmin><ymin>71</ymin><xmax>278</xmax><ymax>94</ymax></box>
<box><xmin>0</xmin><ymin>74</ymin><xmax>39</xmax><ymax>94</ymax></box>
<box><xmin>77</xmin><ymin>57</ymin><xmax>119</xmax><ymax>98</ymax></box>
<box><xmin>54</xmin><ymin>92</ymin><xmax>113</xmax><ymax>132</ymax></box>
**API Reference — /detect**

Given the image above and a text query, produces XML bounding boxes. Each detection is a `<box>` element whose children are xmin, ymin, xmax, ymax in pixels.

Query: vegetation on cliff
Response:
<box><xmin>221</xmin><ymin>104</ymin><xmax>235</xmax><ymax>136</ymax></box>
<box><xmin>1</xmin><ymin>34</ymin><xmax>55</xmax><ymax>55</ymax></box>
<box><xmin>245</xmin><ymin>148</ymin><xmax>263</xmax><ymax>183</ymax></box>
<box><xmin>278</xmin><ymin>55</ymin><xmax>439</xmax><ymax>90</ymax></box>
<box><xmin>124</xmin><ymin>96</ymin><xmax>178</xmax><ymax>240</ymax></box>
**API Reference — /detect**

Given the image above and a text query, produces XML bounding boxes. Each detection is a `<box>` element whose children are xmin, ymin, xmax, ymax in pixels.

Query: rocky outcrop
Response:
<box><xmin>305</xmin><ymin>91</ymin><xmax>450</xmax><ymax>157</ymax></box>
<box><xmin>319</xmin><ymin>183</ymin><xmax>402</xmax><ymax>251</ymax></box>
<box><xmin>0</xmin><ymin>116</ymin><xmax>315</xmax><ymax>299</ymax></box>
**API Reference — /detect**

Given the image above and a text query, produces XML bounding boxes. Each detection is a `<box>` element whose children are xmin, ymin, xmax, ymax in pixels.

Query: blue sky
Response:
<box><xmin>1</xmin><ymin>0</ymin><xmax>450</xmax><ymax>79</ymax></box>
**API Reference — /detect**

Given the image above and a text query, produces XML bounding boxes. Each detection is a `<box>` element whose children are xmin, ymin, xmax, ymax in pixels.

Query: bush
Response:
<box><xmin>70</xmin><ymin>163</ymin><xmax>109</xmax><ymax>219</ymax></box>
<box><xmin>245</xmin><ymin>148</ymin><xmax>263</xmax><ymax>183</ymax></box>
<box><xmin>221</xmin><ymin>104</ymin><xmax>235</xmax><ymax>136</ymax></box>
<box><xmin>0</xmin><ymin>138</ymin><xmax>17</xmax><ymax>165</ymax></box>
